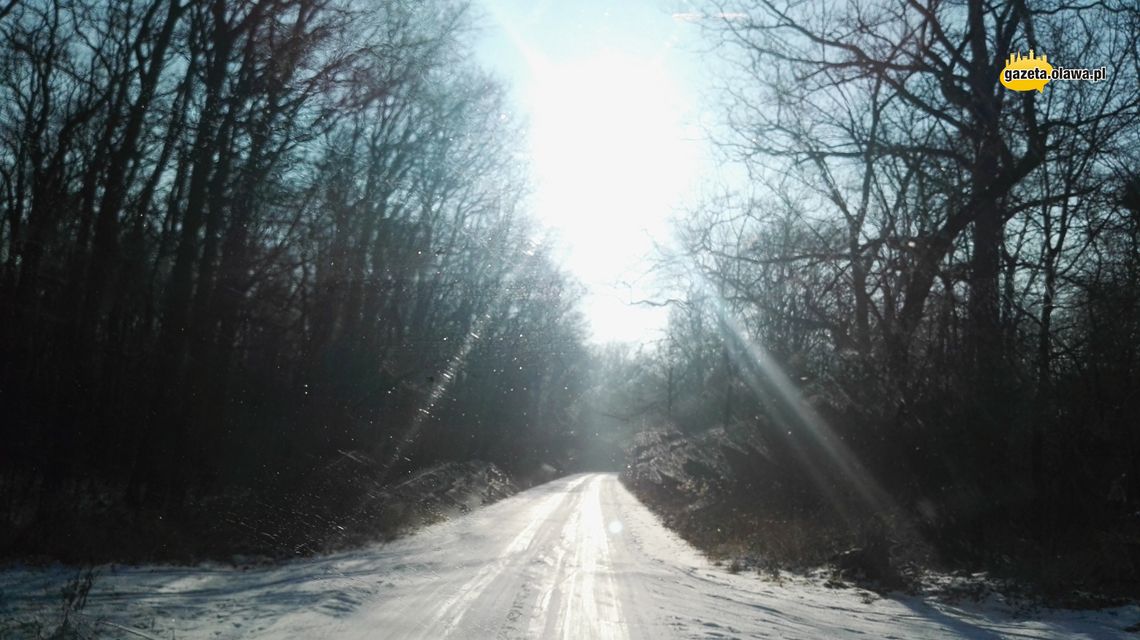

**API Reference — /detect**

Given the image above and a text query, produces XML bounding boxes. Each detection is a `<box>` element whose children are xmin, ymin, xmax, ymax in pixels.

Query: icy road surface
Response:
<box><xmin>2</xmin><ymin>473</ymin><xmax>1138</xmax><ymax>639</ymax></box>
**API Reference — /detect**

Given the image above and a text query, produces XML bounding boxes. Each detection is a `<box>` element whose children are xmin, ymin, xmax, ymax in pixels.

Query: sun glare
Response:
<box><xmin>525</xmin><ymin>52</ymin><xmax>699</xmax><ymax>343</ymax></box>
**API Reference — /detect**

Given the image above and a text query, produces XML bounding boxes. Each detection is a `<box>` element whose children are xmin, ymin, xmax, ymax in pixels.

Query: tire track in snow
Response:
<box><xmin>431</xmin><ymin>474</ymin><xmax>593</xmax><ymax>637</ymax></box>
<box><xmin>528</xmin><ymin>474</ymin><xmax>627</xmax><ymax>640</ymax></box>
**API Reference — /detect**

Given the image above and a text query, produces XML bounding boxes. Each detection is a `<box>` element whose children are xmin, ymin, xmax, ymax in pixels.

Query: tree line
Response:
<box><xmin>629</xmin><ymin>0</ymin><xmax>1140</xmax><ymax>579</ymax></box>
<box><xmin>0</xmin><ymin>0</ymin><xmax>589</xmax><ymax>546</ymax></box>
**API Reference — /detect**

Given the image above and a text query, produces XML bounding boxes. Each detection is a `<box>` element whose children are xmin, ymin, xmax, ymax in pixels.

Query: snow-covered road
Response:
<box><xmin>2</xmin><ymin>473</ymin><xmax>1137</xmax><ymax>638</ymax></box>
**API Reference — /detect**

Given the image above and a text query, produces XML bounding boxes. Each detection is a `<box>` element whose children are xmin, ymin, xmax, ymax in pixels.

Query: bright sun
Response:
<box><xmin>525</xmin><ymin>51</ymin><xmax>699</xmax><ymax>343</ymax></box>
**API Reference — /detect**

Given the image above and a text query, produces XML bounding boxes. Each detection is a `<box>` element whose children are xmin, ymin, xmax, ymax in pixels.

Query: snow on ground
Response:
<box><xmin>2</xmin><ymin>473</ymin><xmax>1137</xmax><ymax>639</ymax></box>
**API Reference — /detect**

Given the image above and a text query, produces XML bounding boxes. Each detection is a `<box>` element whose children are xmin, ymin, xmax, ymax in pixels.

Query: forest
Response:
<box><xmin>0</xmin><ymin>0</ymin><xmax>590</xmax><ymax>559</ymax></box>
<box><xmin>611</xmin><ymin>0</ymin><xmax>1140</xmax><ymax>597</ymax></box>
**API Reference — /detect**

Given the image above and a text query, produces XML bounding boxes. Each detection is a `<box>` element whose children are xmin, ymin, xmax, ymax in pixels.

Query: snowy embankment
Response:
<box><xmin>2</xmin><ymin>474</ymin><xmax>1137</xmax><ymax>639</ymax></box>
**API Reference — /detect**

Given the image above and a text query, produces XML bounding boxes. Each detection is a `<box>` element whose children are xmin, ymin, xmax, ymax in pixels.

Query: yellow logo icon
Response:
<box><xmin>1000</xmin><ymin>51</ymin><xmax>1054</xmax><ymax>92</ymax></box>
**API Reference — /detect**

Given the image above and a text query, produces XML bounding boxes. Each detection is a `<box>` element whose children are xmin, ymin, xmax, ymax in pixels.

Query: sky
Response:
<box><xmin>473</xmin><ymin>0</ymin><xmax>712</xmax><ymax>345</ymax></box>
